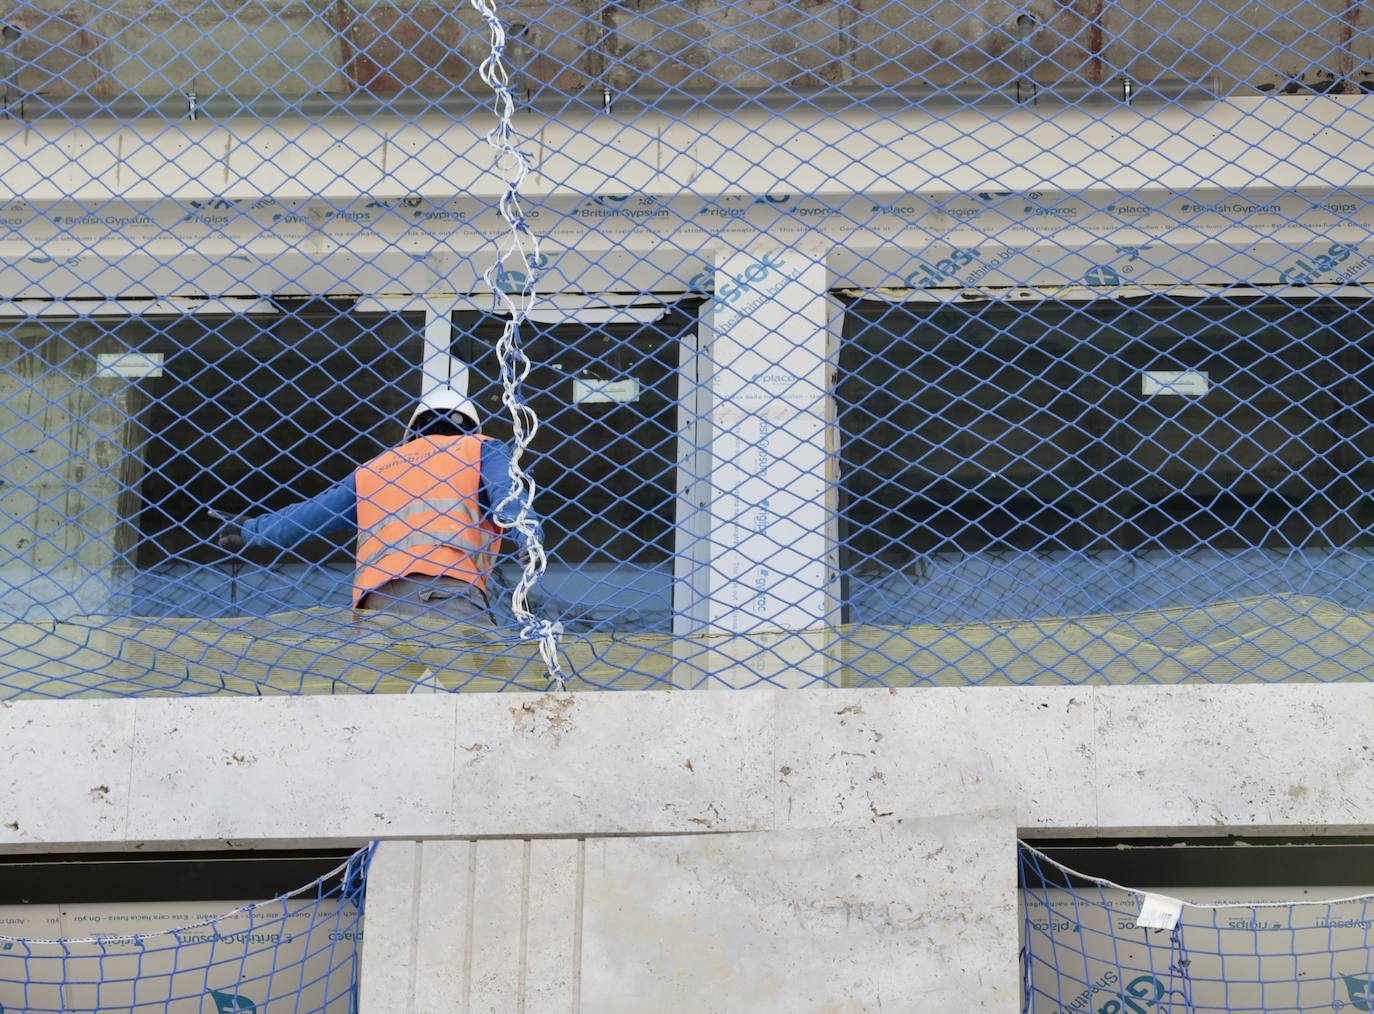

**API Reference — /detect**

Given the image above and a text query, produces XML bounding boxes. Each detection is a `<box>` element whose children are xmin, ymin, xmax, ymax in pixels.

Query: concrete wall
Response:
<box><xmin>1</xmin><ymin>0</ymin><xmax>1363</xmax><ymax>104</ymax></box>
<box><xmin>4</xmin><ymin>684</ymin><xmax>1374</xmax><ymax>1009</ymax></box>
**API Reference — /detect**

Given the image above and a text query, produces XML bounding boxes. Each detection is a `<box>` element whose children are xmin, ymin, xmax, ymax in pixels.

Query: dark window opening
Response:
<box><xmin>0</xmin><ymin>306</ymin><xmax>425</xmax><ymax>620</ymax></box>
<box><xmin>133</xmin><ymin>304</ymin><xmax>424</xmax><ymax>569</ymax></box>
<box><xmin>0</xmin><ymin>848</ymin><xmax>357</xmax><ymax>905</ymax></box>
<box><xmin>838</xmin><ymin>295</ymin><xmax>1374</xmax><ymax>623</ymax></box>
<box><xmin>455</xmin><ymin>305</ymin><xmax>696</xmax><ymax>566</ymax></box>
<box><xmin>454</xmin><ymin>303</ymin><xmax>699</xmax><ymax>633</ymax></box>
<box><xmin>1022</xmin><ymin>836</ymin><xmax>1374</xmax><ymax>891</ymax></box>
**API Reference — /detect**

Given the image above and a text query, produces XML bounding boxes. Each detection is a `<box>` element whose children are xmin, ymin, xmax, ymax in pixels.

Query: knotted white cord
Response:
<box><xmin>467</xmin><ymin>1</ymin><xmax>566</xmax><ymax>690</ymax></box>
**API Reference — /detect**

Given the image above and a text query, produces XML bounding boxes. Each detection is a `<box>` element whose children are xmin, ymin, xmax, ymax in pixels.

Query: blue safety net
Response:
<box><xmin>0</xmin><ymin>844</ymin><xmax>371</xmax><ymax>1013</ymax></box>
<box><xmin>3</xmin><ymin>1</ymin><xmax>1374</xmax><ymax>693</ymax></box>
<box><xmin>1020</xmin><ymin>842</ymin><xmax>1374</xmax><ymax>1013</ymax></box>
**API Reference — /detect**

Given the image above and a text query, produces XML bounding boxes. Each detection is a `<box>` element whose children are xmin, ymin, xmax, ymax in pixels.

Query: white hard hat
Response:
<box><xmin>407</xmin><ymin>387</ymin><xmax>481</xmax><ymax>437</ymax></box>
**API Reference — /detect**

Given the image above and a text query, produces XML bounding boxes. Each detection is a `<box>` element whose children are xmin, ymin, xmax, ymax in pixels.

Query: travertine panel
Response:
<box><xmin>449</xmin><ymin>690</ymin><xmax>775</xmax><ymax>836</ymax></box>
<box><xmin>522</xmin><ymin>838</ymin><xmax>580</xmax><ymax>1014</ymax></box>
<box><xmin>362</xmin><ymin>837</ymin><xmax>580</xmax><ymax>1014</ymax></box>
<box><xmin>124</xmin><ymin>695</ymin><xmax>457</xmax><ymax>841</ymax></box>
<box><xmin>411</xmin><ymin>840</ymin><xmax>471</xmax><ymax>1014</ymax></box>
<box><xmin>774</xmin><ymin>686</ymin><xmax>1097</xmax><ymax>831</ymax></box>
<box><xmin>1095</xmin><ymin>684</ymin><xmax>1374</xmax><ymax>833</ymax></box>
<box><xmin>0</xmin><ymin>698</ymin><xmax>135</xmax><ymax>846</ymax></box>
<box><xmin>0</xmin><ymin>0</ymin><xmax>1363</xmax><ymax>106</ymax></box>
<box><xmin>339</xmin><ymin>2</ymin><xmax>485</xmax><ymax>96</ymax></box>
<box><xmin>0</xmin><ymin>4</ymin><xmax>106</xmax><ymax>98</ymax></box>
<box><xmin>466</xmin><ymin>838</ymin><xmax>524</xmax><ymax>1011</ymax></box>
<box><xmin>10</xmin><ymin>683</ymin><xmax>1374</xmax><ymax>850</ymax></box>
<box><xmin>358</xmin><ymin>840</ymin><xmax>421</xmax><ymax>1013</ymax></box>
<box><xmin>580</xmin><ymin>810</ymin><xmax>1020</xmax><ymax>1013</ymax></box>
<box><xmin>1114</xmin><ymin>0</ymin><xmax>1351</xmax><ymax>93</ymax></box>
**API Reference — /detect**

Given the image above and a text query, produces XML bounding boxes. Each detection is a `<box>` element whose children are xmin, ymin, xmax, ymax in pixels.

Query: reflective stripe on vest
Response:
<box><xmin>352</xmin><ymin>434</ymin><xmax>503</xmax><ymax>606</ymax></box>
<box><xmin>358</xmin><ymin>527</ymin><xmax>497</xmax><ymax>573</ymax></box>
<box><xmin>357</xmin><ymin>498</ymin><xmax>485</xmax><ymax>563</ymax></box>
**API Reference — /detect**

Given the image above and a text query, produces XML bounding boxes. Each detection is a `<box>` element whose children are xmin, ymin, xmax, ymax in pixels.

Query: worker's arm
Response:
<box><xmin>240</xmin><ymin>474</ymin><xmax>359</xmax><ymax>549</ymax></box>
<box><xmin>479</xmin><ymin>440</ymin><xmax>544</xmax><ymax>554</ymax></box>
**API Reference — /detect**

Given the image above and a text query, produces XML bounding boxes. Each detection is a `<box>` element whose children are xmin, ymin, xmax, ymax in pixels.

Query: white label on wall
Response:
<box><xmin>1141</xmin><ymin>370</ymin><xmax>1208</xmax><ymax>397</ymax></box>
<box><xmin>96</xmin><ymin>352</ymin><xmax>163</xmax><ymax>378</ymax></box>
<box><xmin>573</xmin><ymin>377</ymin><xmax>640</xmax><ymax>404</ymax></box>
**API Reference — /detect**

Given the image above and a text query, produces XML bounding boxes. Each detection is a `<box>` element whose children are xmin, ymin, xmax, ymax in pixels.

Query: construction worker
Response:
<box><xmin>211</xmin><ymin>388</ymin><xmax>538</xmax><ymax>625</ymax></box>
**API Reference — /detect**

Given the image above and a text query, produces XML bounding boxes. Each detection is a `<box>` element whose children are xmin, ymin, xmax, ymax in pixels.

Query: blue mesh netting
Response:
<box><xmin>3</xmin><ymin>1</ymin><xmax>1374</xmax><ymax>693</ymax></box>
<box><xmin>0</xmin><ymin>845</ymin><xmax>371</xmax><ymax>1013</ymax></box>
<box><xmin>1020</xmin><ymin>842</ymin><xmax>1374</xmax><ymax>1013</ymax></box>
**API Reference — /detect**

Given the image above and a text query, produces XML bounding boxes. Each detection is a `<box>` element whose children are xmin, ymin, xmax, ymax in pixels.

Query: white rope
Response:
<box><xmin>1020</xmin><ymin>840</ymin><xmax>1374</xmax><ymax>911</ymax></box>
<box><xmin>467</xmin><ymin>0</ymin><xmax>566</xmax><ymax>691</ymax></box>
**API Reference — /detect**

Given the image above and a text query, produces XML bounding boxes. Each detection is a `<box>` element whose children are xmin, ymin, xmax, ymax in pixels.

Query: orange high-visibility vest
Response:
<box><xmin>353</xmin><ymin>434</ymin><xmax>504</xmax><ymax>607</ymax></box>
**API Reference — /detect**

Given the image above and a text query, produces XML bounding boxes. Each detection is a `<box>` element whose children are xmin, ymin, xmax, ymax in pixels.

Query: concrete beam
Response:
<box><xmin>4</xmin><ymin>95</ymin><xmax>1374</xmax><ymax>206</ymax></box>
<box><xmin>2</xmin><ymin>96</ymin><xmax>1371</xmax><ymax>303</ymax></box>
<box><xmin>4</xmin><ymin>684</ymin><xmax>1374</xmax><ymax>851</ymax></box>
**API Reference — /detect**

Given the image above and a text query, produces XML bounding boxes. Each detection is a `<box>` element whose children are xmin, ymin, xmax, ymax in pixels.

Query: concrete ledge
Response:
<box><xmin>2</xmin><ymin>684</ymin><xmax>1373</xmax><ymax>850</ymax></box>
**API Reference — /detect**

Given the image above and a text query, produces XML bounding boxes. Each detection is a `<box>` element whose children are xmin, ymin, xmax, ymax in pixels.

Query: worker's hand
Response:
<box><xmin>207</xmin><ymin>509</ymin><xmax>246</xmax><ymax>552</ymax></box>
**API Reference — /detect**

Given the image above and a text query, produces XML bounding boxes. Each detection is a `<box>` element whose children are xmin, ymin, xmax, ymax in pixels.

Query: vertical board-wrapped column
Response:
<box><xmin>697</xmin><ymin>247</ymin><xmax>838</xmax><ymax>688</ymax></box>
